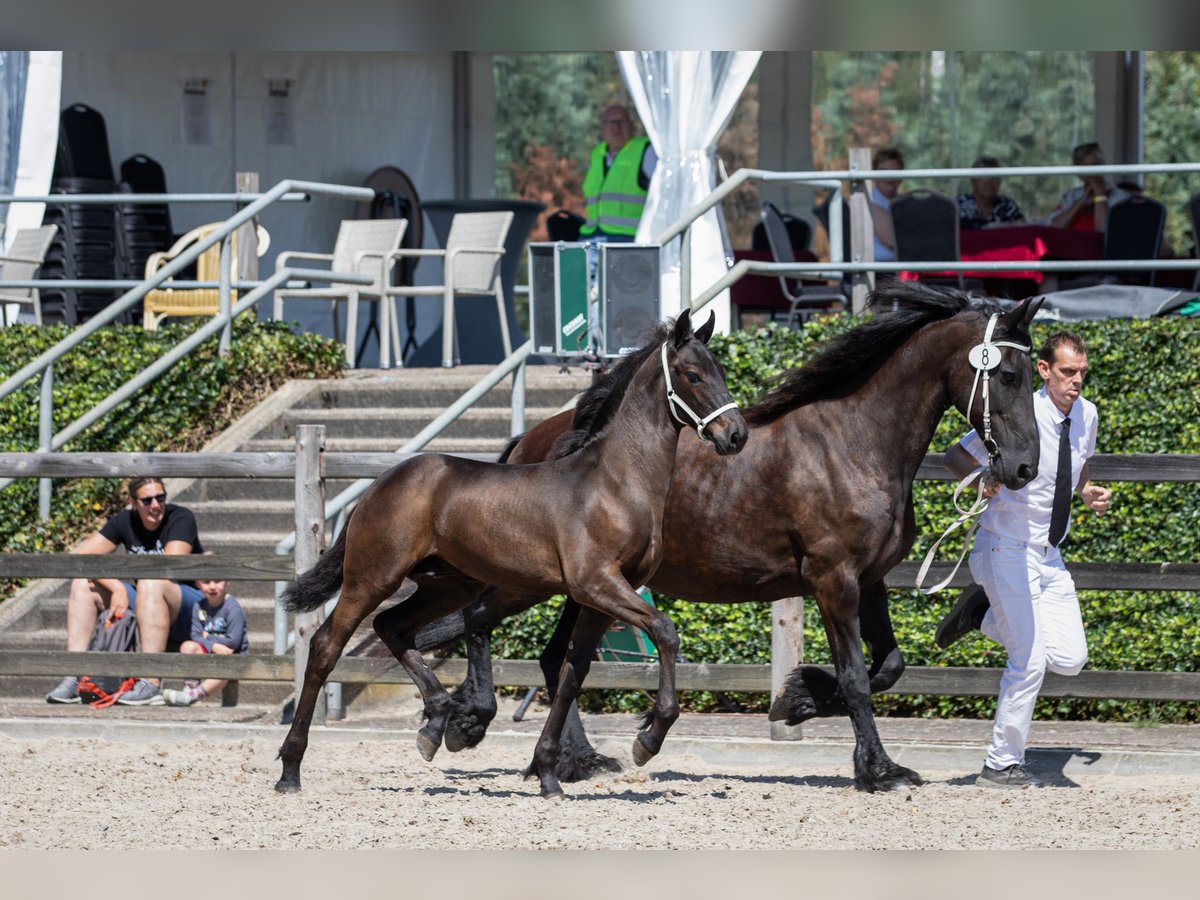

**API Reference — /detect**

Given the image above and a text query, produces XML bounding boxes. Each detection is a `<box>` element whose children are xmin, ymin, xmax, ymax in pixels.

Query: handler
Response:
<box><xmin>935</xmin><ymin>330</ymin><xmax>1112</xmax><ymax>788</ymax></box>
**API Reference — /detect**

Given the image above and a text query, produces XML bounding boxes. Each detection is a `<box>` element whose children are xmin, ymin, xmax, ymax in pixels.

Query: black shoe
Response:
<box><xmin>976</xmin><ymin>763</ymin><xmax>1042</xmax><ymax>788</ymax></box>
<box><xmin>935</xmin><ymin>583</ymin><xmax>990</xmax><ymax>649</ymax></box>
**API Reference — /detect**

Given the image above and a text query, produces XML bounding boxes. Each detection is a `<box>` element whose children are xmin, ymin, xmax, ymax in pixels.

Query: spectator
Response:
<box><xmin>44</xmin><ymin>476</ymin><xmax>205</xmax><ymax>706</ymax></box>
<box><xmin>958</xmin><ymin>156</ymin><xmax>1026</xmax><ymax>229</ymax></box>
<box><xmin>578</xmin><ymin>104</ymin><xmax>657</xmax><ymax>244</ymax></box>
<box><xmin>163</xmin><ymin>577</ymin><xmax>248</xmax><ymax>707</ymax></box>
<box><xmin>868</xmin><ymin>146</ymin><xmax>905</xmax><ymax>263</ymax></box>
<box><xmin>1049</xmin><ymin>142</ymin><xmax>1129</xmax><ymax>233</ymax></box>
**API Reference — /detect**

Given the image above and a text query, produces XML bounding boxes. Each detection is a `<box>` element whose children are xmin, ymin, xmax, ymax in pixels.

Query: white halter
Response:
<box><xmin>916</xmin><ymin>312</ymin><xmax>1030</xmax><ymax>594</ymax></box>
<box><xmin>661</xmin><ymin>340</ymin><xmax>740</xmax><ymax>440</ymax></box>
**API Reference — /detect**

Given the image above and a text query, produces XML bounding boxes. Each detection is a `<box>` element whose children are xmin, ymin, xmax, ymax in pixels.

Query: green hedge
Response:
<box><xmin>0</xmin><ymin>319</ymin><xmax>343</xmax><ymax>592</ymax></box>
<box><xmin>498</xmin><ymin>313</ymin><xmax>1200</xmax><ymax>722</ymax></box>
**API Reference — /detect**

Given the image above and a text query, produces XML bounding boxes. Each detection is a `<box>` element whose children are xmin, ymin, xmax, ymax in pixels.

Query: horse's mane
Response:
<box><xmin>745</xmin><ymin>281</ymin><xmax>1002</xmax><ymax>426</ymax></box>
<box><xmin>549</xmin><ymin>319</ymin><xmax>676</xmax><ymax>459</ymax></box>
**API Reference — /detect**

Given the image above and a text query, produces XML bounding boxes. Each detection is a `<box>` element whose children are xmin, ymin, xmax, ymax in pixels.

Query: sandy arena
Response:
<box><xmin>2</xmin><ymin>718</ymin><xmax>1198</xmax><ymax>850</ymax></box>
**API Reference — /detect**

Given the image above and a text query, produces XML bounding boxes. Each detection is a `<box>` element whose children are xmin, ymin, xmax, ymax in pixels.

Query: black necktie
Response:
<box><xmin>1048</xmin><ymin>416</ymin><xmax>1072</xmax><ymax>546</ymax></box>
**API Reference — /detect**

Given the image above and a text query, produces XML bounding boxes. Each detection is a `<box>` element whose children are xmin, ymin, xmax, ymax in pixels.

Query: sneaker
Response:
<box><xmin>976</xmin><ymin>763</ymin><xmax>1042</xmax><ymax>788</ymax></box>
<box><xmin>163</xmin><ymin>685</ymin><xmax>206</xmax><ymax>707</ymax></box>
<box><xmin>935</xmin><ymin>583</ymin><xmax>990</xmax><ymax>649</ymax></box>
<box><xmin>45</xmin><ymin>676</ymin><xmax>81</xmax><ymax>704</ymax></box>
<box><xmin>115</xmin><ymin>678</ymin><xmax>165</xmax><ymax>706</ymax></box>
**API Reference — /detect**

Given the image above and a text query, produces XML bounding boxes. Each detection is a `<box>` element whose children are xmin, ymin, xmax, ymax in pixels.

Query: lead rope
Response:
<box><xmin>915</xmin><ymin>313</ymin><xmax>1030</xmax><ymax>594</ymax></box>
<box><xmin>661</xmin><ymin>341</ymin><xmax>740</xmax><ymax>440</ymax></box>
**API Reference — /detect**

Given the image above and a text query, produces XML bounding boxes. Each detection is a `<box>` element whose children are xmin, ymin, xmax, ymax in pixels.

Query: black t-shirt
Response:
<box><xmin>98</xmin><ymin>504</ymin><xmax>204</xmax><ymax>555</ymax></box>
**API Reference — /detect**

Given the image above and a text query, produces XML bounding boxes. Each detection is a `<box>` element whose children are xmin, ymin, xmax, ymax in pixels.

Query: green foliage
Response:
<box><xmin>496</xmin><ymin>314</ymin><xmax>1200</xmax><ymax>722</ymax></box>
<box><xmin>1144</xmin><ymin>52</ymin><xmax>1200</xmax><ymax>256</ymax></box>
<box><xmin>0</xmin><ymin>320</ymin><xmax>343</xmax><ymax>587</ymax></box>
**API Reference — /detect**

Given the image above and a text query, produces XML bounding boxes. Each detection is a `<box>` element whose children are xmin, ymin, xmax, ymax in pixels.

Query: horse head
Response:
<box><xmin>957</xmin><ymin>295</ymin><xmax>1043</xmax><ymax>489</ymax></box>
<box><xmin>663</xmin><ymin>309</ymin><xmax>748</xmax><ymax>456</ymax></box>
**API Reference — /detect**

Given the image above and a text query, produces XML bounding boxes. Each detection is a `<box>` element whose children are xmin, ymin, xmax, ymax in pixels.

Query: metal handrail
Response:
<box><xmin>0</xmin><ymin>179</ymin><xmax>375</xmax><ymax>515</ymax></box>
<box><xmin>0</xmin><ymin>179</ymin><xmax>373</xmax><ymax>402</ymax></box>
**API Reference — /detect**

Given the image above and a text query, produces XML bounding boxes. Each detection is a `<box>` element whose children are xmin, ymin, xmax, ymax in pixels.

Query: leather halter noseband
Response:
<box><xmin>915</xmin><ymin>312</ymin><xmax>1030</xmax><ymax>594</ymax></box>
<box><xmin>661</xmin><ymin>341</ymin><xmax>740</xmax><ymax>440</ymax></box>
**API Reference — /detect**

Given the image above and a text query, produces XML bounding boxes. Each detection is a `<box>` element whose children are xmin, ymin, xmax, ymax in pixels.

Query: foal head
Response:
<box><xmin>662</xmin><ymin>309</ymin><xmax>748</xmax><ymax>455</ymax></box>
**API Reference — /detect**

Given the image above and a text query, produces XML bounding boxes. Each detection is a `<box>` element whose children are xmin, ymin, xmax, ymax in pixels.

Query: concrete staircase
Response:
<box><xmin>0</xmin><ymin>364</ymin><xmax>591</xmax><ymax>719</ymax></box>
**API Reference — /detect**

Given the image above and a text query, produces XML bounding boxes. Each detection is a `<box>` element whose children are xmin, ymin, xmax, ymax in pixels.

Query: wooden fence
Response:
<box><xmin>1</xmin><ymin>443</ymin><xmax>1198</xmax><ymax>707</ymax></box>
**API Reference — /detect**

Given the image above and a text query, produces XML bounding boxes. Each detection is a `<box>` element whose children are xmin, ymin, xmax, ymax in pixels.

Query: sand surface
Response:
<box><xmin>2</xmin><ymin>730</ymin><xmax>1198</xmax><ymax>850</ymax></box>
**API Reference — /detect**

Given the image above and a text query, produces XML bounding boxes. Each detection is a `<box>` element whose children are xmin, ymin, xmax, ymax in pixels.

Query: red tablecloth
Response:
<box><xmin>730</xmin><ymin>249</ymin><xmax>823</xmax><ymax>311</ymax></box>
<box><xmin>902</xmin><ymin>224</ymin><xmax>1104</xmax><ymax>284</ymax></box>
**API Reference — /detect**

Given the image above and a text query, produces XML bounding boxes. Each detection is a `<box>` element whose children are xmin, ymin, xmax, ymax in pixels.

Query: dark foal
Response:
<box><xmin>418</xmin><ymin>282</ymin><xmax>1045</xmax><ymax>793</ymax></box>
<box><xmin>275</xmin><ymin>310</ymin><xmax>747</xmax><ymax>797</ymax></box>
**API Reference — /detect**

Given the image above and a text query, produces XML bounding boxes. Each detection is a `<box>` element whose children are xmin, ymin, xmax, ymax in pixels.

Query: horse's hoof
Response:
<box><xmin>541</xmin><ymin>787</ymin><xmax>566</xmax><ymax>801</ymax></box>
<box><xmin>274</xmin><ymin>779</ymin><xmax>301</xmax><ymax>794</ymax></box>
<box><xmin>416</xmin><ymin>732</ymin><xmax>440</xmax><ymax>762</ymax></box>
<box><xmin>631</xmin><ymin>733</ymin><xmax>656</xmax><ymax>767</ymax></box>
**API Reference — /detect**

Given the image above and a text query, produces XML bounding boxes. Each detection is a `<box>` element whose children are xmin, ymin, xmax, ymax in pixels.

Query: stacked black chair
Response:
<box><xmin>116</xmin><ymin>154</ymin><xmax>176</xmax><ymax>281</ymax></box>
<box><xmin>40</xmin><ymin>103</ymin><xmax>121</xmax><ymax>323</ymax></box>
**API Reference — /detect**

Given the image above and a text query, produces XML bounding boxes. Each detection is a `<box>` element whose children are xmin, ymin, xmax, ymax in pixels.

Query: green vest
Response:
<box><xmin>580</xmin><ymin>135</ymin><xmax>651</xmax><ymax>237</ymax></box>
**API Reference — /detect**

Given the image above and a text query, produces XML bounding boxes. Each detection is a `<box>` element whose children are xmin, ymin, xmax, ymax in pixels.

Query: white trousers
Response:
<box><xmin>968</xmin><ymin>528</ymin><xmax>1089</xmax><ymax>770</ymax></box>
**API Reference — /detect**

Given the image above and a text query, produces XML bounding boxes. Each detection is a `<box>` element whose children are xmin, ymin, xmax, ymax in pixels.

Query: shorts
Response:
<box><xmin>119</xmin><ymin>580</ymin><xmax>203</xmax><ymax>645</ymax></box>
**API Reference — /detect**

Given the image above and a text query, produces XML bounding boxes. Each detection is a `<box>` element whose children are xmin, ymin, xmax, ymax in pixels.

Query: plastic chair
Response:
<box><xmin>143</xmin><ymin>222</ymin><xmax>270</xmax><ymax>330</ymax></box>
<box><xmin>752</xmin><ymin>207</ymin><xmax>812</xmax><ymax>253</ymax></box>
<box><xmin>1105</xmin><ymin>195</ymin><xmax>1166</xmax><ymax>286</ymax></box>
<box><xmin>889</xmin><ymin>189</ymin><xmax>964</xmax><ymax>289</ymax></box>
<box><xmin>760</xmin><ymin>202</ymin><xmax>847</xmax><ymax>328</ymax></box>
<box><xmin>0</xmin><ymin>226</ymin><xmax>59</xmax><ymax>325</ymax></box>
<box><xmin>383</xmin><ymin>211</ymin><xmax>513</xmax><ymax>368</ymax></box>
<box><xmin>272</xmin><ymin>218</ymin><xmax>408</xmax><ymax>366</ymax></box>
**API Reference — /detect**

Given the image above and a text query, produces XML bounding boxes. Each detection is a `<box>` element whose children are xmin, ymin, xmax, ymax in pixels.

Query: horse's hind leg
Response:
<box><xmin>524</xmin><ymin>606</ymin><xmax>614</xmax><ymax>798</ymax></box>
<box><xmin>373</xmin><ymin>578</ymin><xmax>486</xmax><ymax>762</ymax></box>
<box><xmin>859</xmin><ymin>580</ymin><xmax>905</xmax><ymax>693</ymax></box>
<box><xmin>276</xmin><ymin>584</ymin><xmax>388</xmax><ymax>793</ymax></box>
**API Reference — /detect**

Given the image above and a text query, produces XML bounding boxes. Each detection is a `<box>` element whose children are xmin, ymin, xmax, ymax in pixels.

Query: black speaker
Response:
<box><xmin>599</xmin><ymin>243</ymin><xmax>660</xmax><ymax>357</ymax></box>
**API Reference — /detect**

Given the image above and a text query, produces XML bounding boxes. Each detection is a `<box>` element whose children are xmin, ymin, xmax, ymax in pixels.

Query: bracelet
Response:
<box><xmin>1093</xmin><ymin>195</ymin><xmax>1108</xmax><ymax>203</ymax></box>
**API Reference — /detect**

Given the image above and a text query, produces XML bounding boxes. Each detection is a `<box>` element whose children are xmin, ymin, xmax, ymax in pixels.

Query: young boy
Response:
<box><xmin>163</xmin><ymin>578</ymin><xmax>248</xmax><ymax>707</ymax></box>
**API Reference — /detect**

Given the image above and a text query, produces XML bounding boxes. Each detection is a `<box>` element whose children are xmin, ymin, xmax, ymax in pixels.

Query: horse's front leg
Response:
<box><xmin>373</xmin><ymin>579</ymin><xmax>486</xmax><ymax>762</ymax></box>
<box><xmin>812</xmin><ymin>576</ymin><xmax>922</xmax><ymax>792</ymax></box>
<box><xmin>276</xmin><ymin>590</ymin><xmax>378</xmax><ymax>793</ymax></box>
<box><xmin>859</xmin><ymin>579</ymin><xmax>906</xmax><ymax>693</ymax></box>
<box><xmin>523</xmin><ymin>606</ymin><xmax>613</xmax><ymax>798</ymax></box>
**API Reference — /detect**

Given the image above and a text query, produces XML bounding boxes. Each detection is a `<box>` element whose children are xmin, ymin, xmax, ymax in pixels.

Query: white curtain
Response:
<box><xmin>3</xmin><ymin>51</ymin><xmax>61</xmax><ymax>249</ymax></box>
<box><xmin>618</xmin><ymin>50</ymin><xmax>760</xmax><ymax>332</ymax></box>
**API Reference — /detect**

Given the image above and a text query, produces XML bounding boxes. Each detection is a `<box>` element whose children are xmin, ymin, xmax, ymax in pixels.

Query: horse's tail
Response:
<box><xmin>281</xmin><ymin>516</ymin><xmax>350</xmax><ymax>612</ymax></box>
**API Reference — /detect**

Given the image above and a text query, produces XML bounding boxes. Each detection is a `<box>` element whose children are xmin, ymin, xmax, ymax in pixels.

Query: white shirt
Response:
<box><xmin>958</xmin><ymin>386</ymin><xmax>1098</xmax><ymax>545</ymax></box>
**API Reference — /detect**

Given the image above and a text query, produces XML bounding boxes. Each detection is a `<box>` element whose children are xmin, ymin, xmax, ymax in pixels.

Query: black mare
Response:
<box><xmin>413</xmin><ymin>283</ymin><xmax>1044</xmax><ymax>793</ymax></box>
<box><xmin>275</xmin><ymin>311</ymin><xmax>747</xmax><ymax>795</ymax></box>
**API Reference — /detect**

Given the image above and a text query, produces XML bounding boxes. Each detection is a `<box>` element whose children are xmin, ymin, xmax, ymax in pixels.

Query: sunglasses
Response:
<box><xmin>136</xmin><ymin>493</ymin><xmax>167</xmax><ymax>506</ymax></box>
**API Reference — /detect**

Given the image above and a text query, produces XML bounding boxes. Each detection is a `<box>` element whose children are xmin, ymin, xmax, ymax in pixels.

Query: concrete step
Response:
<box><xmin>295</xmin><ymin>372</ymin><xmax>589</xmax><ymax>411</ymax></box>
<box><xmin>196</xmin><ymin>478</ymin><xmax>362</xmax><ymax>502</ymax></box>
<box><xmin>0</xmin><ymin>626</ymin><xmax>282</xmax><ymax>653</ymax></box>
<box><xmin>262</xmin><ymin>406</ymin><xmax>564</xmax><ymax>441</ymax></box>
<box><xmin>190</xmin><ymin>499</ymin><xmax>296</xmax><ymax>533</ymax></box>
<box><xmin>9</xmin><ymin>595</ymin><xmax>283</xmax><ymax>633</ymax></box>
<box><xmin>242</xmin><ymin>436</ymin><xmax>512</xmax><ymax>454</ymax></box>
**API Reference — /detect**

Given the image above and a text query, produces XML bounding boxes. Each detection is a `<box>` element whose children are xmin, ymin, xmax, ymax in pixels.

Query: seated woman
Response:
<box><xmin>1049</xmin><ymin>142</ymin><xmax>1129</xmax><ymax>233</ymax></box>
<box><xmin>957</xmin><ymin>156</ymin><xmax>1025</xmax><ymax>229</ymax></box>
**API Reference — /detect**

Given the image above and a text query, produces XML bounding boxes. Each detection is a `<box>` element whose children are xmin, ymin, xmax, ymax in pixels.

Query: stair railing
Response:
<box><xmin>0</xmin><ymin>179</ymin><xmax>376</xmax><ymax>516</ymax></box>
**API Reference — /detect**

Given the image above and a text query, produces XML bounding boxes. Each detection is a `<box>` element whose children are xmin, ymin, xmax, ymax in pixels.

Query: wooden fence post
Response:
<box><xmin>770</xmin><ymin>596</ymin><xmax>804</xmax><ymax>740</ymax></box>
<box><xmin>293</xmin><ymin>424</ymin><xmax>327</xmax><ymax>725</ymax></box>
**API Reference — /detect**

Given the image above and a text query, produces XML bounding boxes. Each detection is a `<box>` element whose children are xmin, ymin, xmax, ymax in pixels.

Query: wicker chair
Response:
<box><xmin>0</xmin><ymin>226</ymin><xmax>59</xmax><ymax>325</ymax></box>
<box><xmin>142</xmin><ymin>222</ymin><xmax>269</xmax><ymax>330</ymax></box>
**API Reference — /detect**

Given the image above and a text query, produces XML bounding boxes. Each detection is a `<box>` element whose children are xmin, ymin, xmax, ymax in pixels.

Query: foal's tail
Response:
<box><xmin>281</xmin><ymin>514</ymin><xmax>350</xmax><ymax>612</ymax></box>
